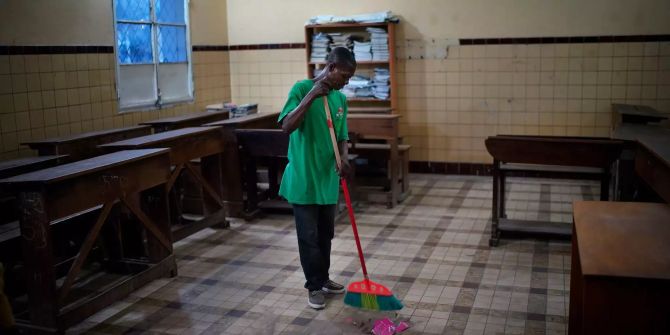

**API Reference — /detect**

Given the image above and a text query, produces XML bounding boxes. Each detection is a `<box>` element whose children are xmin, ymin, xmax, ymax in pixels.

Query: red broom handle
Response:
<box><xmin>340</xmin><ymin>178</ymin><xmax>368</xmax><ymax>278</ymax></box>
<box><xmin>323</xmin><ymin>97</ymin><xmax>369</xmax><ymax>279</ymax></box>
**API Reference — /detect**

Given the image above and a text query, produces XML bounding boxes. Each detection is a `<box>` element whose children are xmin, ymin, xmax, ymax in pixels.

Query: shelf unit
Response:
<box><xmin>304</xmin><ymin>21</ymin><xmax>397</xmax><ymax>113</ymax></box>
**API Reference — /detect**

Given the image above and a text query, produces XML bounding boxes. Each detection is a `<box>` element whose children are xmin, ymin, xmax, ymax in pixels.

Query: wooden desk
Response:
<box><xmin>612</xmin><ymin>124</ymin><xmax>670</xmax><ymax>203</ymax></box>
<box><xmin>0</xmin><ymin>149</ymin><xmax>175</xmax><ymax>333</ymax></box>
<box><xmin>347</xmin><ymin>114</ymin><xmax>406</xmax><ymax>207</ymax></box>
<box><xmin>202</xmin><ymin>112</ymin><xmax>280</xmax><ymax>218</ymax></box>
<box><xmin>485</xmin><ymin>135</ymin><xmax>623</xmax><ymax>246</ymax></box>
<box><xmin>141</xmin><ymin>110</ymin><xmax>229</xmax><ymax>133</ymax></box>
<box><xmin>0</xmin><ymin>155</ymin><xmax>67</xmax><ymax>225</ymax></box>
<box><xmin>612</xmin><ymin>103</ymin><xmax>669</xmax><ymax>125</ymax></box>
<box><xmin>99</xmin><ymin>127</ymin><xmax>228</xmax><ymax>240</ymax></box>
<box><xmin>22</xmin><ymin>126</ymin><xmax>151</xmax><ymax>161</ymax></box>
<box><xmin>348</xmin><ymin>107</ymin><xmax>394</xmax><ymax>114</ymax></box>
<box><xmin>235</xmin><ymin>129</ymin><xmax>288</xmax><ymax>216</ymax></box>
<box><xmin>570</xmin><ymin>201</ymin><xmax>670</xmax><ymax>334</ymax></box>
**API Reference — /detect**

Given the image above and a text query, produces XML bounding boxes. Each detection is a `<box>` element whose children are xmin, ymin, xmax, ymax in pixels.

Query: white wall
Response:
<box><xmin>0</xmin><ymin>0</ymin><xmax>228</xmax><ymax>45</ymax></box>
<box><xmin>226</xmin><ymin>0</ymin><xmax>670</xmax><ymax>44</ymax></box>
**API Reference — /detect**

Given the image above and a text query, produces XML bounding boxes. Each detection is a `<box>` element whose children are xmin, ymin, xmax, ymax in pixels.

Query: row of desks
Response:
<box><xmin>0</xmin><ymin>109</ymin><xmax>279</xmax><ymax>333</ymax></box>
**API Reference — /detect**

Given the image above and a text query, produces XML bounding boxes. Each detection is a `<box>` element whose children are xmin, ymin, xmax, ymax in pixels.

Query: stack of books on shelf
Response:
<box><xmin>341</xmin><ymin>74</ymin><xmax>373</xmax><ymax>98</ymax></box>
<box><xmin>353</xmin><ymin>40</ymin><xmax>372</xmax><ymax>61</ymax></box>
<box><xmin>329</xmin><ymin>33</ymin><xmax>352</xmax><ymax>50</ymax></box>
<box><xmin>372</xmin><ymin>68</ymin><xmax>390</xmax><ymax>100</ymax></box>
<box><xmin>310</xmin><ymin>33</ymin><xmax>331</xmax><ymax>62</ymax></box>
<box><xmin>367</xmin><ymin>27</ymin><xmax>389</xmax><ymax>61</ymax></box>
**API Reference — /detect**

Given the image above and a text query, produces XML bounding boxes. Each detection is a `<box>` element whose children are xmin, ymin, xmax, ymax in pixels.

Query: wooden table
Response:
<box><xmin>611</xmin><ymin>123</ymin><xmax>670</xmax><ymax>203</ymax></box>
<box><xmin>569</xmin><ymin>201</ymin><xmax>670</xmax><ymax>334</ymax></box>
<box><xmin>485</xmin><ymin>135</ymin><xmax>623</xmax><ymax>246</ymax></box>
<box><xmin>22</xmin><ymin>126</ymin><xmax>151</xmax><ymax>161</ymax></box>
<box><xmin>347</xmin><ymin>114</ymin><xmax>406</xmax><ymax>207</ymax></box>
<box><xmin>0</xmin><ymin>149</ymin><xmax>176</xmax><ymax>333</ymax></box>
<box><xmin>99</xmin><ymin>127</ymin><xmax>228</xmax><ymax>240</ymax></box>
<box><xmin>202</xmin><ymin>112</ymin><xmax>280</xmax><ymax>218</ymax></box>
<box><xmin>612</xmin><ymin>103</ymin><xmax>669</xmax><ymax>125</ymax></box>
<box><xmin>140</xmin><ymin>110</ymin><xmax>229</xmax><ymax>133</ymax></box>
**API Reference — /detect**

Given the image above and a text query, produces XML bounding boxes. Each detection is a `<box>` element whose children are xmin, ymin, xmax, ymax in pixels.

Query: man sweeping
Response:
<box><xmin>278</xmin><ymin>46</ymin><xmax>356</xmax><ymax>310</ymax></box>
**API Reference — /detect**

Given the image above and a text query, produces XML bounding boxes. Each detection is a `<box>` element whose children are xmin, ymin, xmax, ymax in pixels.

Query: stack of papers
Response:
<box><xmin>310</xmin><ymin>33</ymin><xmax>331</xmax><ymax>62</ymax></box>
<box><xmin>341</xmin><ymin>74</ymin><xmax>374</xmax><ymax>98</ymax></box>
<box><xmin>329</xmin><ymin>33</ymin><xmax>352</xmax><ymax>50</ymax></box>
<box><xmin>306</xmin><ymin>11</ymin><xmax>400</xmax><ymax>25</ymax></box>
<box><xmin>367</xmin><ymin>27</ymin><xmax>389</xmax><ymax>61</ymax></box>
<box><xmin>353</xmin><ymin>40</ymin><xmax>372</xmax><ymax>61</ymax></box>
<box><xmin>372</xmin><ymin>68</ymin><xmax>390</xmax><ymax>100</ymax></box>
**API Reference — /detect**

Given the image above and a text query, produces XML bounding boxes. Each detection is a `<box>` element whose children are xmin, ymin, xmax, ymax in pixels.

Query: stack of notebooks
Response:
<box><xmin>329</xmin><ymin>33</ymin><xmax>352</xmax><ymax>50</ymax></box>
<box><xmin>310</xmin><ymin>33</ymin><xmax>331</xmax><ymax>62</ymax></box>
<box><xmin>367</xmin><ymin>27</ymin><xmax>389</xmax><ymax>61</ymax></box>
<box><xmin>341</xmin><ymin>74</ymin><xmax>373</xmax><ymax>98</ymax></box>
<box><xmin>372</xmin><ymin>68</ymin><xmax>390</xmax><ymax>100</ymax></box>
<box><xmin>353</xmin><ymin>40</ymin><xmax>372</xmax><ymax>61</ymax></box>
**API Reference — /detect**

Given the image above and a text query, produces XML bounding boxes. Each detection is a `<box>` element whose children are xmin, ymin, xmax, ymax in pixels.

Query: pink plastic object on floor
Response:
<box><xmin>371</xmin><ymin>317</ymin><xmax>395</xmax><ymax>335</ymax></box>
<box><xmin>395</xmin><ymin>321</ymin><xmax>410</xmax><ymax>333</ymax></box>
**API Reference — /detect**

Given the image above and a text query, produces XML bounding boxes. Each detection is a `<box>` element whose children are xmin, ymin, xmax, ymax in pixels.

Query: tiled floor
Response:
<box><xmin>71</xmin><ymin>174</ymin><xmax>598</xmax><ymax>335</ymax></box>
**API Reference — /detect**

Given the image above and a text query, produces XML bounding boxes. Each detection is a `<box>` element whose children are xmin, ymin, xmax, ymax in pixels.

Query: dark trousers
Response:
<box><xmin>292</xmin><ymin>204</ymin><xmax>336</xmax><ymax>291</ymax></box>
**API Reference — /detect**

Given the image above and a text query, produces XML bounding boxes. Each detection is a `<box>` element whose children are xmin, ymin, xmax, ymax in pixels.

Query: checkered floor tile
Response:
<box><xmin>69</xmin><ymin>174</ymin><xmax>596</xmax><ymax>335</ymax></box>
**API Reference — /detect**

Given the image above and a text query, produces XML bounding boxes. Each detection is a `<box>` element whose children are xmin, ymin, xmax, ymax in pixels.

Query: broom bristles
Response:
<box><xmin>344</xmin><ymin>291</ymin><xmax>403</xmax><ymax>311</ymax></box>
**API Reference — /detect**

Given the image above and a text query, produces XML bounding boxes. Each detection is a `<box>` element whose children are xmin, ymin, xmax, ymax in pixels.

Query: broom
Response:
<box><xmin>322</xmin><ymin>97</ymin><xmax>403</xmax><ymax>311</ymax></box>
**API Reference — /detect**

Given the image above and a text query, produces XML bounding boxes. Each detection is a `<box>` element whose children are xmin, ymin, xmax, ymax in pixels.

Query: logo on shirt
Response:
<box><xmin>336</xmin><ymin>107</ymin><xmax>344</xmax><ymax>119</ymax></box>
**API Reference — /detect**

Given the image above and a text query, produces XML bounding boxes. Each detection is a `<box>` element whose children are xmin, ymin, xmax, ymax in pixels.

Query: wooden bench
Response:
<box><xmin>22</xmin><ymin>125</ymin><xmax>151</xmax><ymax>161</ymax></box>
<box><xmin>140</xmin><ymin>110</ymin><xmax>229</xmax><ymax>133</ymax></box>
<box><xmin>347</xmin><ymin>114</ymin><xmax>408</xmax><ymax>208</ymax></box>
<box><xmin>201</xmin><ymin>112</ymin><xmax>281</xmax><ymax>218</ymax></box>
<box><xmin>0</xmin><ymin>149</ymin><xmax>175</xmax><ymax>333</ymax></box>
<box><xmin>0</xmin><ymin>155</ymin><xmax>68</xmax><ymax>224</ymax></box>
<box><xmin>569</xmin><ymin>201</ymin><xmax>670</xmax><ymax>334</ymax></box>
<box><xmin>349</xmin><ymin>142</ymin><xmax>411</xmax><ymax>203</ymax></box>
<box><xmin>612</xmin><ymin>123</ymin><xmax>670</xmax><ymax>204</ymax></box>
<box><xmin>99</xmin><ymin>127</ymin><xmax>228</xmax><ymax>240</ymax></box>
<box><xmin>485</xmin><ymin>135</ymin><xmax>623</xmax><ymax>246</ymax></box>
<box><xmin>235</xmin><ymin>129</ymin><xmax>289</xmax><ymax>217</ymax></box>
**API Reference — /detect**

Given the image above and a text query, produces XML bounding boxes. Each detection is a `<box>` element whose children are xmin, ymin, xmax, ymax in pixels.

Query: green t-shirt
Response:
<box><xmin>278</xmin><ymin>79</ymin><xmax>349</xmax><ymax>205</ymax></box>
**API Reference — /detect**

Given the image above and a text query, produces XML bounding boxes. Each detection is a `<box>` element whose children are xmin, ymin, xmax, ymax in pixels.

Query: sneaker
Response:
<box><xmin>322</xmin><ymin>279</ymin><xmax>345</xmax><ymax>294</ymax></box>
<box><xmin>308</xmin><ymin>290</ymin><xmax>326</xmax><ymax>309</ymax></box>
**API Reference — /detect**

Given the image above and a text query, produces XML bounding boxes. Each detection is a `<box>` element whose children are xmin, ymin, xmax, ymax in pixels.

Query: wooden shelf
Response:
<box><xmin>309</xmin><ymin>60</ymin><xmax>389</xmax><ymax>65</ymax></box>
<box><xmin>305</xmin><ymin>21</ymin><xmax>397</xmax><ymax>111</ymax></box>
<box><xmin>347</xmin><ymin>97</ymin><xmax>389</xmax><ymax>102</ymax></box>
<box><xmin>305</xmin><ymin>22</ymin><xmax>389</xmax><ymax>29</ymax></box>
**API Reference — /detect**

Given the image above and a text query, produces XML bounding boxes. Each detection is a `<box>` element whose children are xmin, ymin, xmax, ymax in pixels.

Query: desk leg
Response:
<box><xmin>201</xmin><ymin>154</ymin><xmax>229</xmax><ymax>228</ymax></box>
<box><xmin>18</xmin><ymin>191</ymin><xmax>58</xmax><ymax>329</ymax></box>
<box><xmin>388</xmin><ymin>139</ymin><xmax>399</xmax><ymax>208</ymax></box>
<box><xmin>490</xmin><ymin>160</ymin><xmax>500</xmax><ymax>247</ymax></box>
<box><xmin>600</xmin><ymin>169</ymin><xmax>611</xmax><ymax>201</ymax></box>
<box><xmin>141</xmin><ymin>185</ymin><xmax>175</xmax><ymax>275</ymax></box>
<box><xmin>568</xmin><ymin>223</ymin><xmax>583</xmax><ymax>334</ymax></box>
<box><xmin>244</xmin><ymin>155</ymin><xmax>260</xmax><ymax>218</ymax></box>
<box><xmin>221</xmin><ymin>136</ymin><xmax>245</xmax><ymax>218</ymax></box>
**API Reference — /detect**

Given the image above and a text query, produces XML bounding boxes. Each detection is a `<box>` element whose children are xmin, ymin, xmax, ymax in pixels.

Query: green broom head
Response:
<box><xmin>344</xmin><ymin>279</ymin><xmax>403</xmax><ymax>311</ymax></box>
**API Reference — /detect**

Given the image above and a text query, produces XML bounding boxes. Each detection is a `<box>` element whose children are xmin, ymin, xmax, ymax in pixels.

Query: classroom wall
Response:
<box><xmin>0</xmin><ymin>0</ymin><xmax>231</xmax><ymax>159</ymax></box>
<box><xmin>226</xmin><ymin>0</ymin><xmax>670</xmax><ymax>164</ymax></box>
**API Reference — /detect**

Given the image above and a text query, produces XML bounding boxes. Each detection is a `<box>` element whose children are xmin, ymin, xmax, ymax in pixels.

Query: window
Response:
<box><xmin>113</xmin><ymin>0</ymin><xmax>193</xmax><ymax>111</ymax></box>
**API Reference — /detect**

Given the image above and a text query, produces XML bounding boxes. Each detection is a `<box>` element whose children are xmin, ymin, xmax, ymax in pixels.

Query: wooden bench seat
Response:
<box><xmin>99</xmin><ymin>127</ymin><xmax>228</xmax><ymax>241</ymax></box>
<box><xmin>347</xmin><ymin>113</ymin><xmax>408</xmax><ymax>208</ymax></box>
<box><xmin>22</xmin><ymin>126</ymin><xmax>151</xmax><ymax>161</ymax></box>
<box><xmin>485</xmin><ymin>135</ymin><xmax>623</xmax><ymax>246</ymax></box>
<box><xmin>201</xmin><ymin>112</ymin><xmax>281</xmax><ymax>218</ymax></box>
<box><xmin>0</xmin><ymin>149</ymin><xmax>175</xmax><ymax>333</ymax></box>
<box><xmin>349</xmin><ymin>142</ymin><xmax>411</xmax><ymax>204</ymax></box>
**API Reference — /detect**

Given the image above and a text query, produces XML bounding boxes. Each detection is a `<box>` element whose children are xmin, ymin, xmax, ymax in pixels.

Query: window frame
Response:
<box><xmin>112</xmin><ymin>0</ymin><xmax>194</xmax><ymax>112</ymax></box>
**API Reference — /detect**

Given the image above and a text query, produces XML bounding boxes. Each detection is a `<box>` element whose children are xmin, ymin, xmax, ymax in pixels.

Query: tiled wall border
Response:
<box><xmin>3</xmin><ymin>35</ymin><xmax>670</xmax><ymax>54</ymax></box>
<box><xmin>0</xmin><ymin>45</ymin><xmax>113</xmax><ymax>54</ymax></box>
<box><xmin>460</xmin><ymin>34</ymin><xmax>670</xmax><ymax>45</ymax></box>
